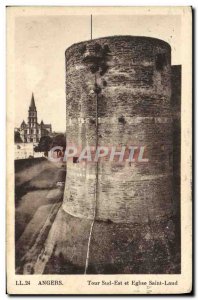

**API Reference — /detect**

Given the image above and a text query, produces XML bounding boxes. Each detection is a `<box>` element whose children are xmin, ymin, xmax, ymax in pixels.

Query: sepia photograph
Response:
<box><xmin>6</xmin><ymin>6</ymin><xmax>192</xmax><ymax>294</ymax></box>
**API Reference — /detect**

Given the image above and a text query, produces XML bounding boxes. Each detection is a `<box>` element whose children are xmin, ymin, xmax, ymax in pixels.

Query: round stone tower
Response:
<box><xmin>63</xmin><ymin>36</ymin><xmax>173</xmax><ymax>224</ymax></box>
<box><xmin>18</xmin><ymin>36</ymin><xmax>179</xmax><ymax>276</ymax></box>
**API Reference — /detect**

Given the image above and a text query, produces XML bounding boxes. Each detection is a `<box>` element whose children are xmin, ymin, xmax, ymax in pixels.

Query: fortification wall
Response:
<box><xmin>63</xmin><ymin>36</ymin><xmax>173</xmax><ymax>223</ymax></box>
<box><xmin>171</xmin><ymin>65</ymin><xmax>181</xmax><ymax>216</ymax></box>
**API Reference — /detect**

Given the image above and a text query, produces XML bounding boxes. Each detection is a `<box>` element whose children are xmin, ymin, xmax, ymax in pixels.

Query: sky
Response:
<box><xmin>15</xmin><ymin>12</ymin><xmax>181</xmax><ymax>132</ymax></box>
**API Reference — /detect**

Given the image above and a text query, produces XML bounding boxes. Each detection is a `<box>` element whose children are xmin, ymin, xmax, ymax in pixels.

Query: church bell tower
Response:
<box><xmin>27</xmin><ymin>93</ymin><xmax>38</xmax><ymax>142</ymax></box>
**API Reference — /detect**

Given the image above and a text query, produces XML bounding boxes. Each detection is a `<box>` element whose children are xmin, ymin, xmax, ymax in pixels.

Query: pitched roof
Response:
<box><xmin>43</xmin><ymin>124</ymin><xmax>51</xmax><ymax>128</ymax></box>
<box><xmin>30</xmin><ymin>93</ymin><xmax>36</xmax><ymax>109</ymax></box>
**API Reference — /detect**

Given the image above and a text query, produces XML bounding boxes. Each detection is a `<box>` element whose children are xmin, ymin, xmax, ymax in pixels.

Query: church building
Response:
<box><xmin>18</xmin><ymin>93</ymin><xmax>52</xmax><ymax>143</ymax></box>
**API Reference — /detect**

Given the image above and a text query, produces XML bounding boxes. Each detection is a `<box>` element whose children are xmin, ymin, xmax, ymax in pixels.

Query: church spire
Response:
<box><xmin>30</xmin><ymin>93</ymin><xmax>36</xmax><ymax>109</ymax></box>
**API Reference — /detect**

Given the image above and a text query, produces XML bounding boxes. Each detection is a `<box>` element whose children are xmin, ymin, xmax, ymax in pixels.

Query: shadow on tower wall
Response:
<box><xmin>171</xmin><ymin>65</ymin><xmax>181</xmax><ymax>259</ymax></box>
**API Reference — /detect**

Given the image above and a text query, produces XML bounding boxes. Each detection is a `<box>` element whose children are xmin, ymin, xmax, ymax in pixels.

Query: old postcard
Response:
<box><xmin>6</xmin><ymin>6</ymin><xmax>192</xmax><ymax>294</ymax></box>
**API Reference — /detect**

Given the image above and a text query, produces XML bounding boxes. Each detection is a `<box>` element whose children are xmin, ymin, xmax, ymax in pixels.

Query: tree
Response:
<box><xmin>50</xmin><ymin>134</ymin><xmax>66</xmax><ymax>151</ymax></box>
<box><xmin>34</xmin><ymin>136</ymin><xmax>52</xmax><ymax>152</ymax></box>
<box><xmin>14</xmin><ymin>131</ymin><xmax>22</xmax><ymax>143</ymax></box>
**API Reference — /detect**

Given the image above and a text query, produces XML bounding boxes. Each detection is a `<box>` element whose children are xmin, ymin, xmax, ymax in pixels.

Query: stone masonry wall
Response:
<box><xmin>63</xmin><ymin>36</ymin><xmax>174</xmax><ymax>223</ymax></box>
<box><xmin>171</xmin><ymin>65</ymin><xmax>181</xmax><ymax>215</ymax></box>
